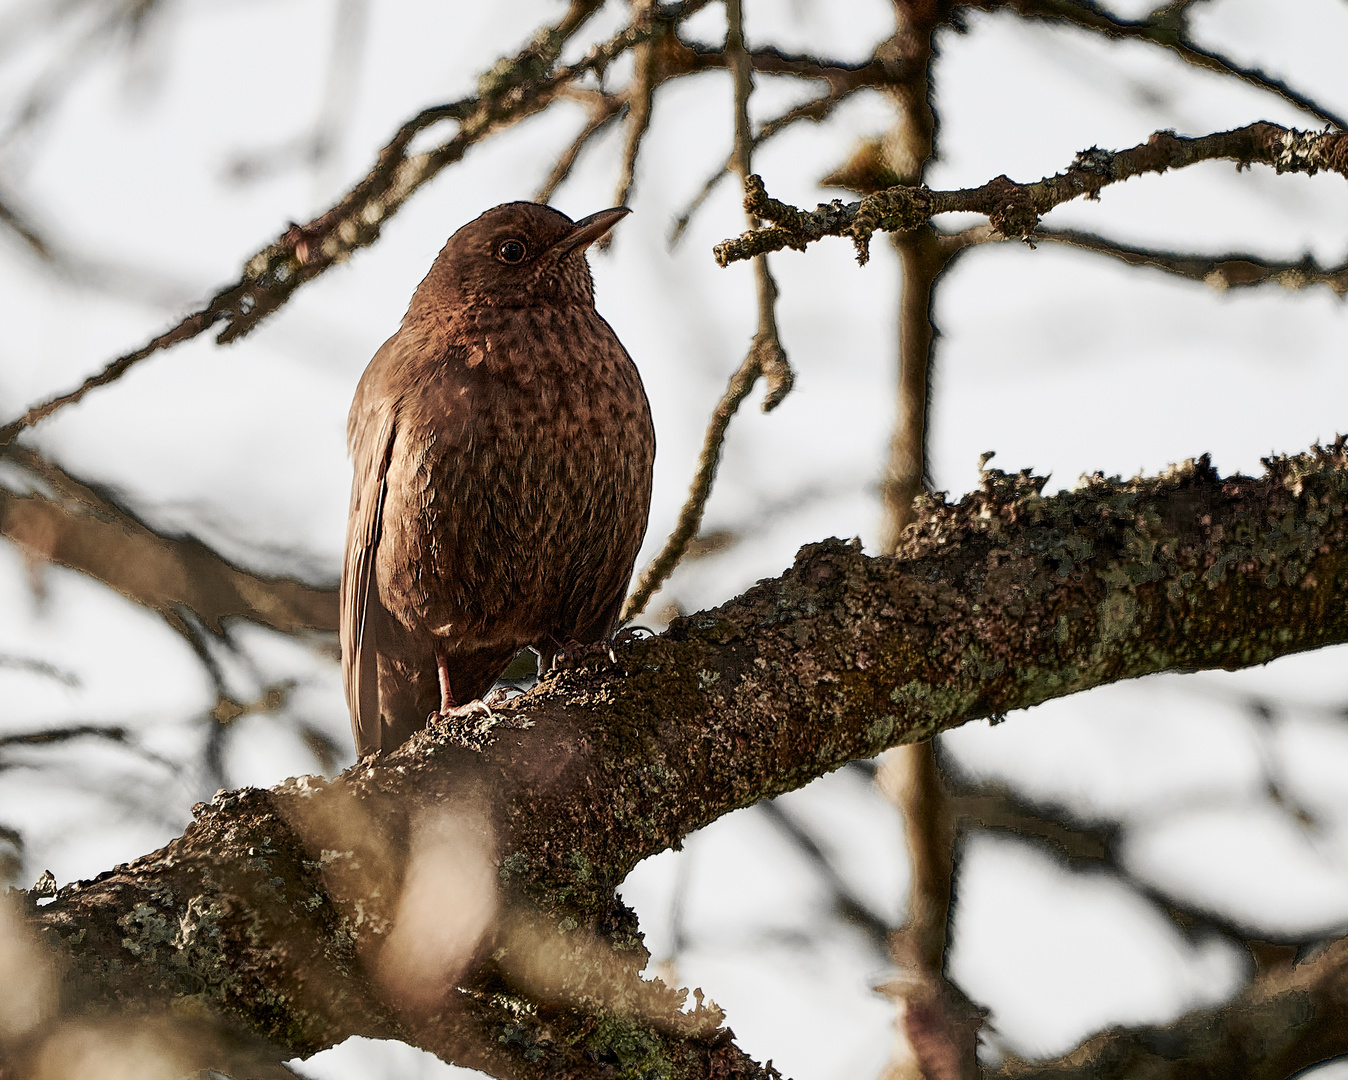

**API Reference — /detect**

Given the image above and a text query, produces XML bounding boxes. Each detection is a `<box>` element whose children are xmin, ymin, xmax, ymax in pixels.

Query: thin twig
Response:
<box><xmin>612</xmin><ymin>0</ymin><xmax>660</xmax><ymax>211</ymax></box>
<box><xmin>934</xmin><ymin>221</ymin><xmax>1348</xmax><ymax>297</ymax></box>
<box><xmin>1036</xmin><ymin>227</ymin><xmax>1348</xmax><ymax>296</ymax></box>
<box><xmin>0</xmin><ymin>0</ymin><xmax>727</xmax><ymax>447</ymax></box>
<box><xmin>622</xmin><ymin>0</ymin><xmax>793</xmax><ymax>621</ymax></box>
<box><xmin>535</xmin><ymin>97</ymin><xmax>626</xmax><ymax>203</ymax></box>
<box><xmin>975</xmin><ymin>0</ymin><xmax>1347</xmax><ymax>131</ymax></box>
<box><xmin>621</xmin><ymin>353</ymin><xmax>762</xmax><ymax>620</ymax></box>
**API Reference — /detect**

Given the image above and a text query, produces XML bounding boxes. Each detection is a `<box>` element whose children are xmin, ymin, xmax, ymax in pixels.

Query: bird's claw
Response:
<box><xmin>427</xmin><ymin>699</ymin><xmax>495</xmax><ymax>725</ymax></box>
<box><xmin>549</xmin><ymin>639</ymin><xmax>612</xmax><ymax>672</ymax></box>
<box><xmin>549</xmin><ymin>626</ymin><xmax>653</xmax><ymax>673</ymax></box>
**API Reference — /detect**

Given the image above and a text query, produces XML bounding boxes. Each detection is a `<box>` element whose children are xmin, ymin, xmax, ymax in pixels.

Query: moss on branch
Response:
<box><xmin>15</xmin><ymin>439</ymin><xmax>1348</xmax><ymax>1079</ymax></box>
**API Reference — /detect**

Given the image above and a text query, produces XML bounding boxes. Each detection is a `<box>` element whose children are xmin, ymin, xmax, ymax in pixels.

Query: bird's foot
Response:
<box><xmin>549</xmin><ymin>639</ymin><xmax>615</xmax><ymax>672</ymax></box>
<box><xmin>548</xmin><ymin>626</ymin><xmax>654</xmax><ymax>673</ymax></box>
<box><xmin>482</xmin><ymin>686</ymin><xmax>518</xmax><ymax>707</ymax></box>
<box><xmin>427</xmin><ymin>698</ymin><xmax>495</xmax><ymax>726</ymax></box>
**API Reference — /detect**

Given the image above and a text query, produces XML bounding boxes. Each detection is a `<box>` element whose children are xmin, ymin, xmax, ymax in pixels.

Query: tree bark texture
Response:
<box><xmin>11</xmin><ymin>441</ymin><xmax>1348</xmax><ymax>1079</ymax></box>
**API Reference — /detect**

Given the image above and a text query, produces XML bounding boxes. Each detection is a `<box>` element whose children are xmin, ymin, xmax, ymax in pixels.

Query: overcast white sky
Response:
<box><xmin>0</xmin><ymin>1</ymin><xmax>1346</xmax><ymax>1077</ymax></box>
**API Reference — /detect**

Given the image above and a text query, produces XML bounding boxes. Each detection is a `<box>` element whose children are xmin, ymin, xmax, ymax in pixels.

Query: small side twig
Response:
<box><xmin>534</xmin><ymin>92</ymin><xmax>627</xmax><ymax>203</ymax></box>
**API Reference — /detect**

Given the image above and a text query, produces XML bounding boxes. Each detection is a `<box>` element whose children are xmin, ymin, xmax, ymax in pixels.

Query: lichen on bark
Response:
<box><xmin>10</xmin><ymin>439</ymin><xmax>1348</xmax><ymax>1079</ymax></box>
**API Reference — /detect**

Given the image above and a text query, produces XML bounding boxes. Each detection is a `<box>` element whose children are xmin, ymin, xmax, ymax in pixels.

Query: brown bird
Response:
<box><xmin>341</xmin><ymin>202</ymin><xmax>655</xmax><ymax>756</ymax></box>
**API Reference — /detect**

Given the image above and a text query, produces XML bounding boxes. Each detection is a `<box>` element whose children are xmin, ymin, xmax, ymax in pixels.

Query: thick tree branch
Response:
<box><xmin>715</xmin><ymin>123</ymin><xmax>1348</xmax><ymax>265</ymax></box>
<box><xmin>9</xmin><ymin>440</ymin><xmax>1348</xmax><ymax>1078</ymax></box>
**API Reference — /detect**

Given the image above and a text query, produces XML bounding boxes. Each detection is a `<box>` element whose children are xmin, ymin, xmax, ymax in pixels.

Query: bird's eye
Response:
<box><xmin>496</xmin><ymin>239</ymin><xmax>527</xmax><ymax>264</ymax></box>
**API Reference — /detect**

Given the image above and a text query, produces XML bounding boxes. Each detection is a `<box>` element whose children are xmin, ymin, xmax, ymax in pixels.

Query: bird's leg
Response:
<box><xmin>436</xmin><ymin>651</ymin><xmax>457</xmax><ymax>713</ymax></box>
<box><xmin>428</xmin><ymin>651</ymin><xmax>494</xmax><ymax>721</ymax></box>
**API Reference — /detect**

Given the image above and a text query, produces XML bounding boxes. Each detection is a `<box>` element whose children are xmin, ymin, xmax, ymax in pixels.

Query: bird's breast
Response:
<box><xmin>378</xmin><ymin>303</ymin><xmax>654</xmax><ymax>643</ymax></box>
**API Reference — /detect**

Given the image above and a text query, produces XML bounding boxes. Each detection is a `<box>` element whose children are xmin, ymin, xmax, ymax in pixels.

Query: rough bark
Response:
<box><xmin>10</xmin><ymin>441</ymin><xmax>1348</xmax><ymax>1079</ymax></box>
<box><xmin>715</xmin><ymin>123</ymin><xmax>1348</xmax><ymax>266</ymax></box>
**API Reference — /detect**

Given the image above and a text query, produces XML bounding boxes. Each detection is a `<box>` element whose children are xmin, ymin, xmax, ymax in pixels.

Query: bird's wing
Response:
<box><xmin>341</xmin><ymin>406</ymin><xmax>396</xmax><ymax>756</ymax></box>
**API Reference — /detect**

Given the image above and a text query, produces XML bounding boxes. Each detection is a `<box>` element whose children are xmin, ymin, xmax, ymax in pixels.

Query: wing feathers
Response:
<box><xmin>342</xmin><ymin>412</ymin><xmax>396</xmax><ymax>756</ymax></box>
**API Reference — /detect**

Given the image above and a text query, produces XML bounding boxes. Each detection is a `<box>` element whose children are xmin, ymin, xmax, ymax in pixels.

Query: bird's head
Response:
<box><xmin>410</xmin><ymin>202</ymin><xmax>628</xmax><ymax>317</ymax></box>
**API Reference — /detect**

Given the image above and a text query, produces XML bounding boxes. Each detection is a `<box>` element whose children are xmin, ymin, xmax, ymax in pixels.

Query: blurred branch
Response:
<box><xmin>0</xmin><ymin>0</ymin><xmax>703</xmax><ymax>447</ymax></box>
<box><xmin>1036</xmin><ymin>228</ymin><xmax>1348</xmax><ymax>296</ymax></box>
<box><xmin>0</xmin><ymin>445</ymin><xmax>337</xmax><ymax>635</ymax></box>
<box><xmin>0</xmin><ymin>184</ymin><xmax>52</xmax><ymax>258</ymax></box>
<box><xmin>973</xmin><ymin>0</ymin><xmax>1347</xmax><ymax>130</ymax></box>
<box><xmin>715</xmin><ymin>123</ymin><xmax>1348</xmax><ymax>265</ymax></box>
<box><xmin>855</xmin><ymin>5</ymin><xmax>985</xmax><ymax>1074</ymax></box>
<box><xmin>937</xmin><ymin>222</ymin><xmax>1348</xmax><ymax>296</ymax></box>
<box><xmin>622</xmin><ymin>0</ymin><xmax>793</xmax><ymax>621</ymax></box>
<box><xmin>0</xmin><ymin>724</ymin><xmax>129</xmax><ymax>751</ymax></box>
<box><xmin>947</xmin><ymin>779</ymin><xmax>1340</xmax><ymax>967</ymax></box>
<box><xmin>756</xmin><ymin>799</ymin><xmax>892</xmax><ymax>952</ymax></box>
<box><xmin>534</xmin><ymin>92</ymin><xmax>626</xmax><ymax>202</ymax></box>
<box><xmin>17</xmin><ymin>439</ymin><xmax>1348</xmax><ymax>1078</ymax></box>
<box><xmin>225</xmin><ymin>0</ymin><xmax>369</xmax><ymax>184</ymax></box>
<box><xmin>990</xmin><ymin>935</ymin><xmax>1348</xmax><ymax>1079</ymax></box>
<box><xmin>0</xmin><ymin>722</ymin><xmax>179</xmax><ymax>776</ymax></box>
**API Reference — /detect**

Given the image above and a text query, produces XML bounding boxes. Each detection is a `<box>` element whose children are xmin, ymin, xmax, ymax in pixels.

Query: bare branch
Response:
<box><xmin>0</xmin><ymin>184</ymin><xmax>52</xmax><ymax>259</ymax></box>
<box><xmin>533</xmin><ymin>93</ymin><xmax>626</xmax><ymax>203</ymax></box>
<box><xmin>756</xmin><ymin>799</ymin><xmax>893</xmax><ymax>952</ymax></box>
<box><xmin>973</xmin><ymin>0</ymin><xmax>1348</xmax><ymax>130</ymax></box>
<box><xmin>0</xmin><ymin>445</ymin><xmax>337</xmax><ymax>635</ymax></box>
<box><xmin>934</xmin><ymin>221</ymin><xmax>1348</xmax><ymax>296</ymax></box>
<box><xmin>991</xmin><ymin>937</ymin><xmax>1348</xmax><ymax>1079</ymax></box>
<box><xmin>0</xmin><ymin>0</ymin><xmax>728</xmax><ymax>447</ymax></box>
<box><xmin>20</xmin><ymin>439</ymin><xmax>1348</xmax><ymax>1079</ymax></box>
<box><xmin>1035</xmin><ymin>227</ymin><xmax>1348</xmax><ymax>296</ymax></box>
<box><xmin>622</xmin><ymin>0</ymin><xmax>794</xmax><ymax>621</ymax></box>
<box><xmin>611</xmin><ymin>0</ymin><xmax>660</xmax><ymax>212</ymax></box>
<box><xmin>714</xmin><ymin>124</ymin><xmax>1348</xmax><ymax>265</ymax></box>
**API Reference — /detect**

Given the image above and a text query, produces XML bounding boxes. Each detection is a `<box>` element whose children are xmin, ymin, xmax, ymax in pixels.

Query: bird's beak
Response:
<box><xmin>549</xmin><ymin>206</ymin><xmax>631</xmax><ymax>259</ymax></box>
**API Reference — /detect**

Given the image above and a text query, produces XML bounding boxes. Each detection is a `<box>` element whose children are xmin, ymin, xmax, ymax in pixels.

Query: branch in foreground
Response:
<box><xmin>11</xmin><ymin>440</ymin><xmax>1348</xmax><ymax>1078</ymax></box>
<box><xmin>714</xmin><ymin>123</ymin><xmax>1348</xmax><ymax>265</ymax></box>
